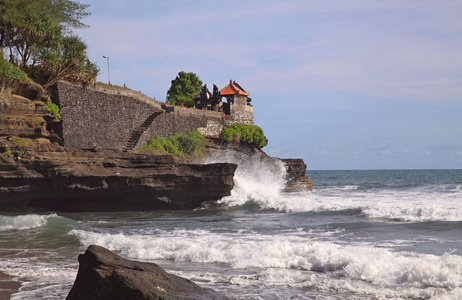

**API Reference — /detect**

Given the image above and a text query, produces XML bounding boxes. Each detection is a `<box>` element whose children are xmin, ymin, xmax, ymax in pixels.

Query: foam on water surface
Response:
<box><xmin>70</xmin><ymin>227</ymin><xmax>462</xmax><ymax>298</ymax></box>
<box><xmin>204</xmin><ymin>152</ymin><xmax>462</xmax><ymax>222</ymax></box>
<box><xmin>0</xmin><ymin>167</ymin><xmax>460</xmax><ymax>299</ymax></box>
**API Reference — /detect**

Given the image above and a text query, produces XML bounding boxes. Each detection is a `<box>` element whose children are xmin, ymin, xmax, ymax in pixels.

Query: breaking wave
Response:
<box><xmin>203</xmin><ymin>151</ymin><xmax>288</xmax><ymax>207</ymax></box>
<box><xmin>70</xmin><ymin>228</ymin><xmax>462</xmax><ymax>298</ymax></box>
<box><xmin>203</xmin><ymin>153</ymin><xmax>462</xmax><ymax>222</ymax></box>
<box><xmin>0</xmin><ymin>214</ymin><xmax>59</xmax><ymax>231</ymax></box>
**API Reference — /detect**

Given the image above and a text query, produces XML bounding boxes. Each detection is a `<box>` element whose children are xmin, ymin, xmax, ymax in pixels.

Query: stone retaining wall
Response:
<box><xmin>54</xmin><ymin>81</ymin><xmax>161</xmax><ymax>151</ymax></box>
<box><xmin>53</xmin><ymin>81</ymin><xmax>256</xmax><ymax>151</ymax></box>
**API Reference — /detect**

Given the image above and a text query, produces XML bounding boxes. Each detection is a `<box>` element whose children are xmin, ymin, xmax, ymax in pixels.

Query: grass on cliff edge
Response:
<box><xmin>44</xmin><ymin>101</ymin><xmax>61</xmax><ymax>120</ymax></box>
<box><xmin>221</xmin><ymin>123</ymin><xmax>267</xmax><ymax>149</ymax></box>
<box><xmin>140</xmin><ymin>130</ymin><xmax>206</xmax><ymax>157</ymax></box>
<box><xmin>0</xmin><ymin>58</ymin><xmax>29</xmax><ymax>84</ymax></box>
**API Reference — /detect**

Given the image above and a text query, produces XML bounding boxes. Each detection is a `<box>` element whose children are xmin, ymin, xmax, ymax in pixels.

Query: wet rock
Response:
<box><xmin>282</xmin><ymin>158</ymin><xmax>313</xmax><ymax>191</ymax></box>
<box><xmin>0</xmin><ymin>150</ymin><xmax>236</xmax><ymax>211</ymax></box>
<box><xmin>66</xmin><ymin>245</ymin><xmax>226</xmax><ymax>300</ymax></box>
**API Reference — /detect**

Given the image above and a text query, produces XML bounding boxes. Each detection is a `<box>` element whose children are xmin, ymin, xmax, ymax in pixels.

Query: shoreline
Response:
<box><xmin>0</xmin><ymin>271</ymin><xmax>21</xmax><ymax>299</ymax></box>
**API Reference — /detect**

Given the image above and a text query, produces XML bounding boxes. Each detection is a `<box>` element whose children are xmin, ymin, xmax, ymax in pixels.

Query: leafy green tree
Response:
<box><xmin>29</xmin><ymin>35</ymin><xmax>99</xmax><ymax>87</ymax></box>
<box><xmin>166</xmin><ymin>71</ymin><xmax>203</xmax><ymax>107</ymax></box>
<box><xmin>0</xmin><ymin>0</ymin><xmax>97</xmax><ymax>87</ymax></box>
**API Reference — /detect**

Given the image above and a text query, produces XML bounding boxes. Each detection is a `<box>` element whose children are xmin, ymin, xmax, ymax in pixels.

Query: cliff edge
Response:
<box><xmin>0</xmin><ymin>84</ymin><xmax>236</xmax><ymax>212</ymax></box>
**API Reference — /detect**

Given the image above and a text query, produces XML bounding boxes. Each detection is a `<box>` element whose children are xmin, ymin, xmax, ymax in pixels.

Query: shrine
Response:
<box><xmin>193</xmin><ymin>79</ymin><xmax>254</xmax><ymax>125</ymax></box>
<box><xmin>219</xmin><ymin>80</ymin><xmax>252</xmax><ymax>115</ymax></box>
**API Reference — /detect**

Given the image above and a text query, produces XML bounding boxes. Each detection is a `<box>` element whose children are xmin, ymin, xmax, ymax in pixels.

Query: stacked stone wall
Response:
<box><xmin>224</xmin><ymin>111</ymin><xmax>254</xmax><ymax>125</ymax></box>
<box><xmin>91</xmin><ymin>84</ymin><xmax>162</xmax><ymax>110</ymax></box>
<box><xmin>197</xmin><ymin>120</ymin><xmax>223</xmax><ymax>137</ymax></box>
<box><xmin>55</xmin><ymin>81</ymin><xmax>161</xmax><ymax>151</ymax></box>
<box><xmin>54</xmin><ymin>81</ymin><xmax>256</xmax><ymax>151</ymax></box>
<box><xmin>137</xmin><ymin>113</ymin><xmax>209</xmax><ymax>148</ymax></box>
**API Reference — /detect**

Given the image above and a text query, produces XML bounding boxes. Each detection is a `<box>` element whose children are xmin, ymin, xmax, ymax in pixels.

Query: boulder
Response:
<box><xmin>67</xmin><ymin>245</ymin><xmax>226</xmax><ymax>300</ymax></box>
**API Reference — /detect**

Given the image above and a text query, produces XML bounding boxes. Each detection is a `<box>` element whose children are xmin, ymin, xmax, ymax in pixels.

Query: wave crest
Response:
<box><xmin>203</xmin><ymin>151</ymin><xmax>288</xmax><ymax>207</ymax></box>
<box><xmin>70</xmin><ymin>229</ymin><xmax>462</xmax><ymax>291</ymax></box>
<box><xmin>0</xmin><ymin>214</ymin><xmax>59</xmax><ymax>231</ymax></box>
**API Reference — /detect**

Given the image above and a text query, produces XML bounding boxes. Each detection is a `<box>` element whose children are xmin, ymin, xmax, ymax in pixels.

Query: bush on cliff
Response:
<box><xmin>0</xmin><ymin>58</ymin><xmax>30</xmax><ymax>85</ymax></box>
<box><xmin>140</xmin><ymin>130</ymin><xmax>206</xmax><ymax>156</ymax></box>
<box><xmin>45</xmin><ymin>101</ymin><xmax>61</xmax><ymax>120</ymax></box>
<box><xmin>221</xmin><ymin>123</ymin><xmax>267</xmax><ymax>149</ymax></box>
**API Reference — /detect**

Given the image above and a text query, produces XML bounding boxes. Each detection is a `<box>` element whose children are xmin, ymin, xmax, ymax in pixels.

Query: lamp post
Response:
<box><xmin>102</xmin><ymin>55</ymin><xmax>110</xmax><ymax>85</ymax></box>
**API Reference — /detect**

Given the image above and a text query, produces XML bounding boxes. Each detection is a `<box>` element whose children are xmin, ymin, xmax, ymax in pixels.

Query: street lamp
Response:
<box><xmin>102</xmin><ymin>55</ymin><xmax>110</xmax><ymax>85</ymax></box>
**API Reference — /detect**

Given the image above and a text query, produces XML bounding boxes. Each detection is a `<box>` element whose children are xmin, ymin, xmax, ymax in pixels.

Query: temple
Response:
<box><xmin>192</xmin><ymin>79</ymin><xmax>254</xmax><ymax>125</ymax></box>
<box><xmin>219</xmin><ymin>80</ymin><xmax>252</xmax><ymax>116</ymax></box>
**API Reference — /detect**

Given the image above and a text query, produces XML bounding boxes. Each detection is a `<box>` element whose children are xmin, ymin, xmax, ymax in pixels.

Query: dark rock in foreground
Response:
<box><xmin>67</xmin><ymin>245</ymin><xmax>226</xmax><ymax>300</ymax></box>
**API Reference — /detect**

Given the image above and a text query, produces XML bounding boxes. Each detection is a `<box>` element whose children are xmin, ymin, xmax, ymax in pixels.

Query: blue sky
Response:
<box><xmin>77</xmin><ymin>0</ymin><xmax>462</xmax><ymax>170</ymax></box>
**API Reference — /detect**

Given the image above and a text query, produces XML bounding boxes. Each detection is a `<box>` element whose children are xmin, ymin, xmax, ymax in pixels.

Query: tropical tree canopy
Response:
<box><xmin>0</xmin><ymin>0</ymin><xmax>98</xmax><ymax>87</ymax></box>
<box><xmin>166</xmin><ymin>71</ymin><xmax>203</xmax><ymax>107</ymax></box>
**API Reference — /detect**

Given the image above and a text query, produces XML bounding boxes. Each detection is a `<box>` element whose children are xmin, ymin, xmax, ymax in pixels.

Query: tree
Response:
<box><xmin>28</xmin><ymin>35</ymin><xmax>99</xmax><ymax>87</ymax></box>
<box><xmin>166</xmin><ymin>71</ymin><xmax>203</xmax><ymax>107</ymax></box>
<box><xmin>0</xmin><ymin>0</ymin><xmax>97</xmax><ymax>86</ymax></box>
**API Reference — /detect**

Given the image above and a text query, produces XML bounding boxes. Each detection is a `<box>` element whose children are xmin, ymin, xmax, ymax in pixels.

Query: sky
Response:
<box><xmin>76</xmin><ymin>0</ymin><xmax>462</xmax><ymax>170</ymax></box>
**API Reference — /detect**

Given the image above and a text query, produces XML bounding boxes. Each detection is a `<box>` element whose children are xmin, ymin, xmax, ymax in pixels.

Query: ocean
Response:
<box><xmin>0</xmin><ymin>160</ymin><xmax>461</xmax><ymax>299</ymax></box>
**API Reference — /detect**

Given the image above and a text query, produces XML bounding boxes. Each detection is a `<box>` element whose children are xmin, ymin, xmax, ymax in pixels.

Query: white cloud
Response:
<box><xmin>79</xmin><ymin>0</ymin><xmax>462</xmax><ymax>102</ymax></box>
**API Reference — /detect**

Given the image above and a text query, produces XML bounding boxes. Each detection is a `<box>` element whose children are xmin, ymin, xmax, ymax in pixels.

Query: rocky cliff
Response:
<box><xmin>0</xmin><ymin>85</ymin><xmax>237</xmax><ymax>212</ymax></box>
<box><xmin>0</xmin><ymin>146</ymin><xmax>236</xmax><ymax>212</ymax></box>
<box><xmin>0</xmin><ymin>81</ymin><xmax>312</xmax><ymax>212</ymax></box>
<box><xmin>282</xmin><ymin>158</ymin><xmax>314</xmax><ymax>191</ymax></box>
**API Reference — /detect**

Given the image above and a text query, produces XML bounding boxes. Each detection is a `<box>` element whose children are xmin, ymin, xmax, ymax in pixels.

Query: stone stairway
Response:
<box><xmin>122</xmin><ymin>111</ymin><xmax>162</xmax><ymax>152</ymax></box>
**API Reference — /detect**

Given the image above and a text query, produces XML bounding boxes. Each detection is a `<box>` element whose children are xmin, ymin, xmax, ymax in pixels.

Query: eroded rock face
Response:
<box><xmin>0</xmin><ymin>149</ymin><xmax>237</xmax><ymax>212</ymax></box>
<box><xmin>66</xmin><ymin>245</ymin><xmax>226</xmax><ymax>300</ymax></box>
<box><xmin>282</xmin><ymin>158</ymin><xmax>313</xmax><ymax>191</ymax></box>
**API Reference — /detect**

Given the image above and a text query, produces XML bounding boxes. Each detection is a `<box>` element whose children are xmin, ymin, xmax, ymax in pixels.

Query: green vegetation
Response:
<box><xmin>140</xmin><ymin>130</ymin><xmax>206</xmax><ymax>156</ymax></box>
<box><xmin>166</xmin><ymin>71</ymin><xmax>203</xmax><ymax>107</ymax></box>
<box><xmin>0</xmin><ymin>58</ymin><xmax>29</xmax><ymax>84</ymax></box>
<box><xmin>221</xmin><ymin>123</ymin><xmax>268</xmax><ymax>149</ymax></box>
<box><xmin>11</xmin><ymin>136</ymin><xmax>35</xmax><ymax>149</ymax></box>
<box><xmin>97</xmin><ymin>82</ymin><xmax>133</xmax><ymax>91</ymax></box>
<box><xmin>0</xmin><ymin>150</ymin><xmax>14</xmax><ymax>163</ymax></box>
<box><xmin>0</xmin><ymin>0</ymin><xmax>98</xmax><ymax>87</ymax></box>
<box><xmin>44</xmin><ymin>101</ymin><xmax>61</xmax><ymax>119</ymax></box>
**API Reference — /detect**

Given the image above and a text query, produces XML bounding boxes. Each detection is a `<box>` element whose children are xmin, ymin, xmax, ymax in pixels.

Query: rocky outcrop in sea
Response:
<box><xmin>66</xmin><ymin>245</ymin><xmax>226</xmax><ymax>300</ymax></box>
<box><xmin>0</xmin><ymin>81</ymin><xmax>312</xmax><ymax>212</ymax></box>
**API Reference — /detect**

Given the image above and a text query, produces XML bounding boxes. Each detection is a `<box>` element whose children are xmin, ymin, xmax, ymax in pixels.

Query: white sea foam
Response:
<box><xmin>0</xmin><ymin>214</ymin><xmax>59</xmax><ymax>231</ymax></box>
<box><xmin>202</xmin><ymin>151</ymin><xmax>462</xmax><ymax>222</ymax></box>
<box><xmin>0</xmin><ymin>251</ymin><xmax>77</xmax><ymax>300</ymax></box>
<box><xmin>8</xmin><ymin>265</ymin><xmax>76</xmax><ymax>300</ymax></box>
<box><xmin>203</xmin><ymin>151</ymin><xmax>288</xmax><ymax>207</ymax></box>
<box><xmin>220</xmin><ymin>187</ymin><xmax>462</xmax><ymax>222</ymax></box>
<box><xmin>70</xmin><ymin>228</ymin><xmax>462</xmax><ymax>298</ymax></box>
